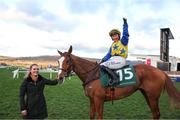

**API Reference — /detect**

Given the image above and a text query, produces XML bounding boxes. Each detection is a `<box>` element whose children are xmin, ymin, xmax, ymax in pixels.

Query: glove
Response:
<box><xmin>123</xmin><ymin>17</ymin><xmax>127</xmax><ymax>23</ymax></box>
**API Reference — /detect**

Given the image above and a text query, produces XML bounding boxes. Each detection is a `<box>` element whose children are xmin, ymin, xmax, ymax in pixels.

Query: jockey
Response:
<box><xmin>100</xmin><ymin>17</ymin><xmax>129</xmax><ymax>84</ymax></box>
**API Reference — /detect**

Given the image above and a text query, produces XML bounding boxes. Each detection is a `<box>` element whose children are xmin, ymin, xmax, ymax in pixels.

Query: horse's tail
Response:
<box><xmin>164</xmin><ymin>73</ymin><xmax>180</xmax><ymax>110</ymax></box>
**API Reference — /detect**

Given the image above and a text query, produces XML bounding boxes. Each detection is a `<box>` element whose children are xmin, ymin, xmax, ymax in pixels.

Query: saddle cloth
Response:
<box><xmin>100</xmin><ymin>65</ymin><xmax>137</xmax><ymax>87</ymax></box>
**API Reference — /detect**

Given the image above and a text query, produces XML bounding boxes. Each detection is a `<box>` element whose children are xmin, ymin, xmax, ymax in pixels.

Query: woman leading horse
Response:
<box><xmin>57</xmin><ymin>46</ymin><xmax>180</xmax><ymax>119</ymax></box>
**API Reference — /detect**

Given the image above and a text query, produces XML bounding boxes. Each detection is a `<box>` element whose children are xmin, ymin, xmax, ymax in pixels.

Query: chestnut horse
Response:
<box><xmin>57</xmin><ymin>46</ymin><xmax>180</xmax><ymax>119</ymax></box>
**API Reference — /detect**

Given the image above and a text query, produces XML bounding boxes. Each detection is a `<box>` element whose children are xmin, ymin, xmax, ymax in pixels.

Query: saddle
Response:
<box><xmin>100</xmin><ymin>64</ymin><xmax>137</xmax><ymax>87</ymax></box>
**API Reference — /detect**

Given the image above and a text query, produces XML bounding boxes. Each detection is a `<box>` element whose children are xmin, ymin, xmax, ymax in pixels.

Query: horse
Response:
<box><xmin>57</xmin><ymin>45</ymin><xmax>180</xmax><ymax>119</ymax></box>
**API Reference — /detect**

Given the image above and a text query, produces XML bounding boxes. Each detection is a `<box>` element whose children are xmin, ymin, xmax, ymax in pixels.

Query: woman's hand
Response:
<box><xmin>21</xmin><ymin>110</ymin><xmax>27</xmax><ymax>116</ymax></box>
<box><xmin>56</xmin><ymin>78</ymin><xmax>64</xmax><ymax>84</ymax></box>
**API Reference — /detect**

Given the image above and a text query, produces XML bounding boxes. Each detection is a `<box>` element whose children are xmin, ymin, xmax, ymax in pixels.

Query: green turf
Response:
<box><xmin>0</xmin><ymin>68</ymin><xmax>180</xmax><ymax>119</ymax></box>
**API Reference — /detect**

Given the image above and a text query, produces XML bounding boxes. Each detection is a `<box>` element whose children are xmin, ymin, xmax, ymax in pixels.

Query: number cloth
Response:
<box><xmin>100</xmin><ymin>65</ymin><xmax>137</xmax><ymax>87</ymax></box>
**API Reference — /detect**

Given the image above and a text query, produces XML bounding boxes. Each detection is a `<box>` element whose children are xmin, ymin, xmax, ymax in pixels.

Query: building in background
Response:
<box><xmin>127</xmin><ymin>54</ymin><xmax>180</xmax><ymax>71</ymax></box>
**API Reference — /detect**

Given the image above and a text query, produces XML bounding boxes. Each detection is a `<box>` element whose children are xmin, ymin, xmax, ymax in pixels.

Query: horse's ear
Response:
<box><xmin>68</xmin><ymin>45</ymin><xmax>72</xmax><ymax>54</ymax></box>
<box><xmin>57</xmin><ymin>50</ymin><xmax>63</xmax><ymax>56</ymax></box>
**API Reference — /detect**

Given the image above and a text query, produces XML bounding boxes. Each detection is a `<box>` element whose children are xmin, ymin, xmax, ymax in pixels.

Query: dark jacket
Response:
<box><xmin>19</xmin><ymin>75</ymin><xmax>58</xmax><ymax>119</ymax></box>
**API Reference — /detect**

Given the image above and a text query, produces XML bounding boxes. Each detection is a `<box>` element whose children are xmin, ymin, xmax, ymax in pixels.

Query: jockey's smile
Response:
<box><xmin>111</xmin><ymin>34</ymin><xmax>119</xmax><ymax>42</ymax></box>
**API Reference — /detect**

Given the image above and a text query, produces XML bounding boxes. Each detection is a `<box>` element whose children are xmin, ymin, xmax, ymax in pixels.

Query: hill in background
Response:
<box><xmin>0</xmin><ymin>55</ymin><xmax>100</xmax><ymax>68</ymax></box>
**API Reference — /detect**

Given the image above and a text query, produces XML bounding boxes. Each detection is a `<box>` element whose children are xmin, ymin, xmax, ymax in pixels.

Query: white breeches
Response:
<box><xmin>100</xmin><ymin>56</ymin><xmax>126</xmax><ymax>69</ymax></box>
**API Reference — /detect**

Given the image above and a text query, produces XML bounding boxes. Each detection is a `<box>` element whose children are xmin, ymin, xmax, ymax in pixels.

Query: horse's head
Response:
<box><xmin>57</xmin><ymin>45</ymin><xmax>73</xmax><ymax>81</ymax></box>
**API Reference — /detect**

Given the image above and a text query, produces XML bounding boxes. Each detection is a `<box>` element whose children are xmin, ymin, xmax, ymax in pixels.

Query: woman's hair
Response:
<box><xmin>29</xmin><ymin>64</ymin><xmax>38</xmax><ymax>70</ymax></box>
<box><xmin>24</xmin><ymin>64</ymin><xmax>39</xmax><ymax>78</ymax></box>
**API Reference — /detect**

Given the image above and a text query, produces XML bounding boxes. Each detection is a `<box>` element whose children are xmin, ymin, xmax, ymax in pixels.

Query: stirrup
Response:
<box><xmin>109</xmin><ymin>79</ymin><xmax>114</xmax><ymax>86</ymax></box>
<box><xmin>109</xmin><ymin>79</ymin><xmax>119</xmax><ymax>86</ymax></box>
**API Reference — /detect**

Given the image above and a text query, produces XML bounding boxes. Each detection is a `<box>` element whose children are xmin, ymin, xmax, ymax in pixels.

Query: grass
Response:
<box><xmin>0</xmin><ymin>68</ymin><xmax>180</xmax><ymax>119</ymax></box>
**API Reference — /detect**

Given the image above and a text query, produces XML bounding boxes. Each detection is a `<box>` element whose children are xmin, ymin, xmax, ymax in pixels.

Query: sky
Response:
<box><xmin>0</xmin><ymin>0</ymin><xmax>180</xmax><ymax>59</ymax></box>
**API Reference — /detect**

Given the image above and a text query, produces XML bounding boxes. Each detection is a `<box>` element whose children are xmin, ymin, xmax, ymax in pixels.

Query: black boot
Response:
<box><xmin>100</xmin><ymin>65</ymin><xmax>119</xmax><ymax>84</ymax></box>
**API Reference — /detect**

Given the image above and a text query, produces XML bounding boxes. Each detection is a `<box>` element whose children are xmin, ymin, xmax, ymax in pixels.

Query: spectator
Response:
<box><xmin>19</xmin><ymin>63</ymin><xmax>60</xmax><ymax>119</ymax></box>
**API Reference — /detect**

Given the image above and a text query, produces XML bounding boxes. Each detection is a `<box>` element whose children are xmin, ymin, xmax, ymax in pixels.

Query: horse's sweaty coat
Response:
<box><xmin>57</xmin><ymin>46</ymin><xmax>180</xmax><ymax>119</ymax></box>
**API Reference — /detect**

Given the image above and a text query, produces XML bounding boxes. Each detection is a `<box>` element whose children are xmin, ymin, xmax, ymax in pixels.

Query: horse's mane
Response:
<box><xmin>70</xmin><ymin>54</ymin><xmax>99</xmax><ymax>83</ymax></box>
<box><xmin>71</xmin><ymin>54</ymin><xmax>98</xmax><ymax>67</ymax></box>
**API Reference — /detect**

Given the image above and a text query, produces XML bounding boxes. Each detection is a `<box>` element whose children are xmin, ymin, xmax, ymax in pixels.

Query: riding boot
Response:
<box><xmin>100</xmin><ymin>65</ymin><xmax>119</xmax><ymax>84</ymax></box>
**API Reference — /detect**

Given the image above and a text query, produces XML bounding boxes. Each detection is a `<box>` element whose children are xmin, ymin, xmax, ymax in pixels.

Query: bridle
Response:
<box><xmin>58</xmin><ymin>54</ymin><xmax>102</xmax><ymax>85</ymax></box>
<box><xmin>57</xmin><ymin>55</ymin><xmax>73</xmax><ymax>79</ymax></box>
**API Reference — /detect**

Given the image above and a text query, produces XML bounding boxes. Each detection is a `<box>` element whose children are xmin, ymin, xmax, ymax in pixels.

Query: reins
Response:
<box><xmin>74</xmin><ymin>61</ymin><xmax>101</xmax><ymax>75</ymax></box>
<box><xmin>69</xmin><ymin>55</ymin><xmax>102</xmax><ymax>87</ymax></box>
<box><xmin>68</xmin><ymin>54</ymin><xmax>102</xmax><ymax>75</ymax></box>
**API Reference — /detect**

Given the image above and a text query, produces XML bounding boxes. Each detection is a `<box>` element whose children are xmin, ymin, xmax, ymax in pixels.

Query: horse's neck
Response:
<box><xmin>71</xmin><ymin>54</ymin><xmax>97</xmax><ymax>82</ymax></box>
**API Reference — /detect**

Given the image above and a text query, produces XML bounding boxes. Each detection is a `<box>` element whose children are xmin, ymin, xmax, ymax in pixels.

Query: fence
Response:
<box><xmin>12</xmin><ymin>68</ymin><xmax>180</xmax><ymax>82</ymax></box>
<box><xmin>168</xmin><ymin>74</ymin><xmax>180</xmax><ymax>82</ymax></box>
<box><xmin>12</xmin><ymin>68</ymin><xmax>58</xmax><ymax>79</ymax></box>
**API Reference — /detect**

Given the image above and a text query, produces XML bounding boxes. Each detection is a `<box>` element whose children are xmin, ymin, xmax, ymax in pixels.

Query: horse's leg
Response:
<box><xmin>140</xmin><ymin>89</ymin><xmax>160</xmax><ymax>119</ymax></box>
<box><xmin>148</xmin><ymin>98</ymin><xmax>160</xmax><ymax>119</ymax></box>
<box><xmin>89</xmin><ymin>98</ymin><xmax>96</xmax><ymax>119</ymax></box>
<box><xmin>94</xmin><ymin>97</ymin><xmax>104</xmax><ymax>119</ymax></box>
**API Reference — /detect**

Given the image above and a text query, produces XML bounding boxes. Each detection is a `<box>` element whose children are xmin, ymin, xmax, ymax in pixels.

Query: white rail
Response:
<box><xmin>12</xmin><ymin>69</ymin><xmax>58</xmax><ymax>79</ymax></box>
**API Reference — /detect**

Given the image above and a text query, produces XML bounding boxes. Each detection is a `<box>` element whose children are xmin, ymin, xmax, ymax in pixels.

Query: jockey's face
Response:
<box><xmin>111</xmin><ymin>34</ymin><xmax>119</xmax><ymax>41</ymax></box>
